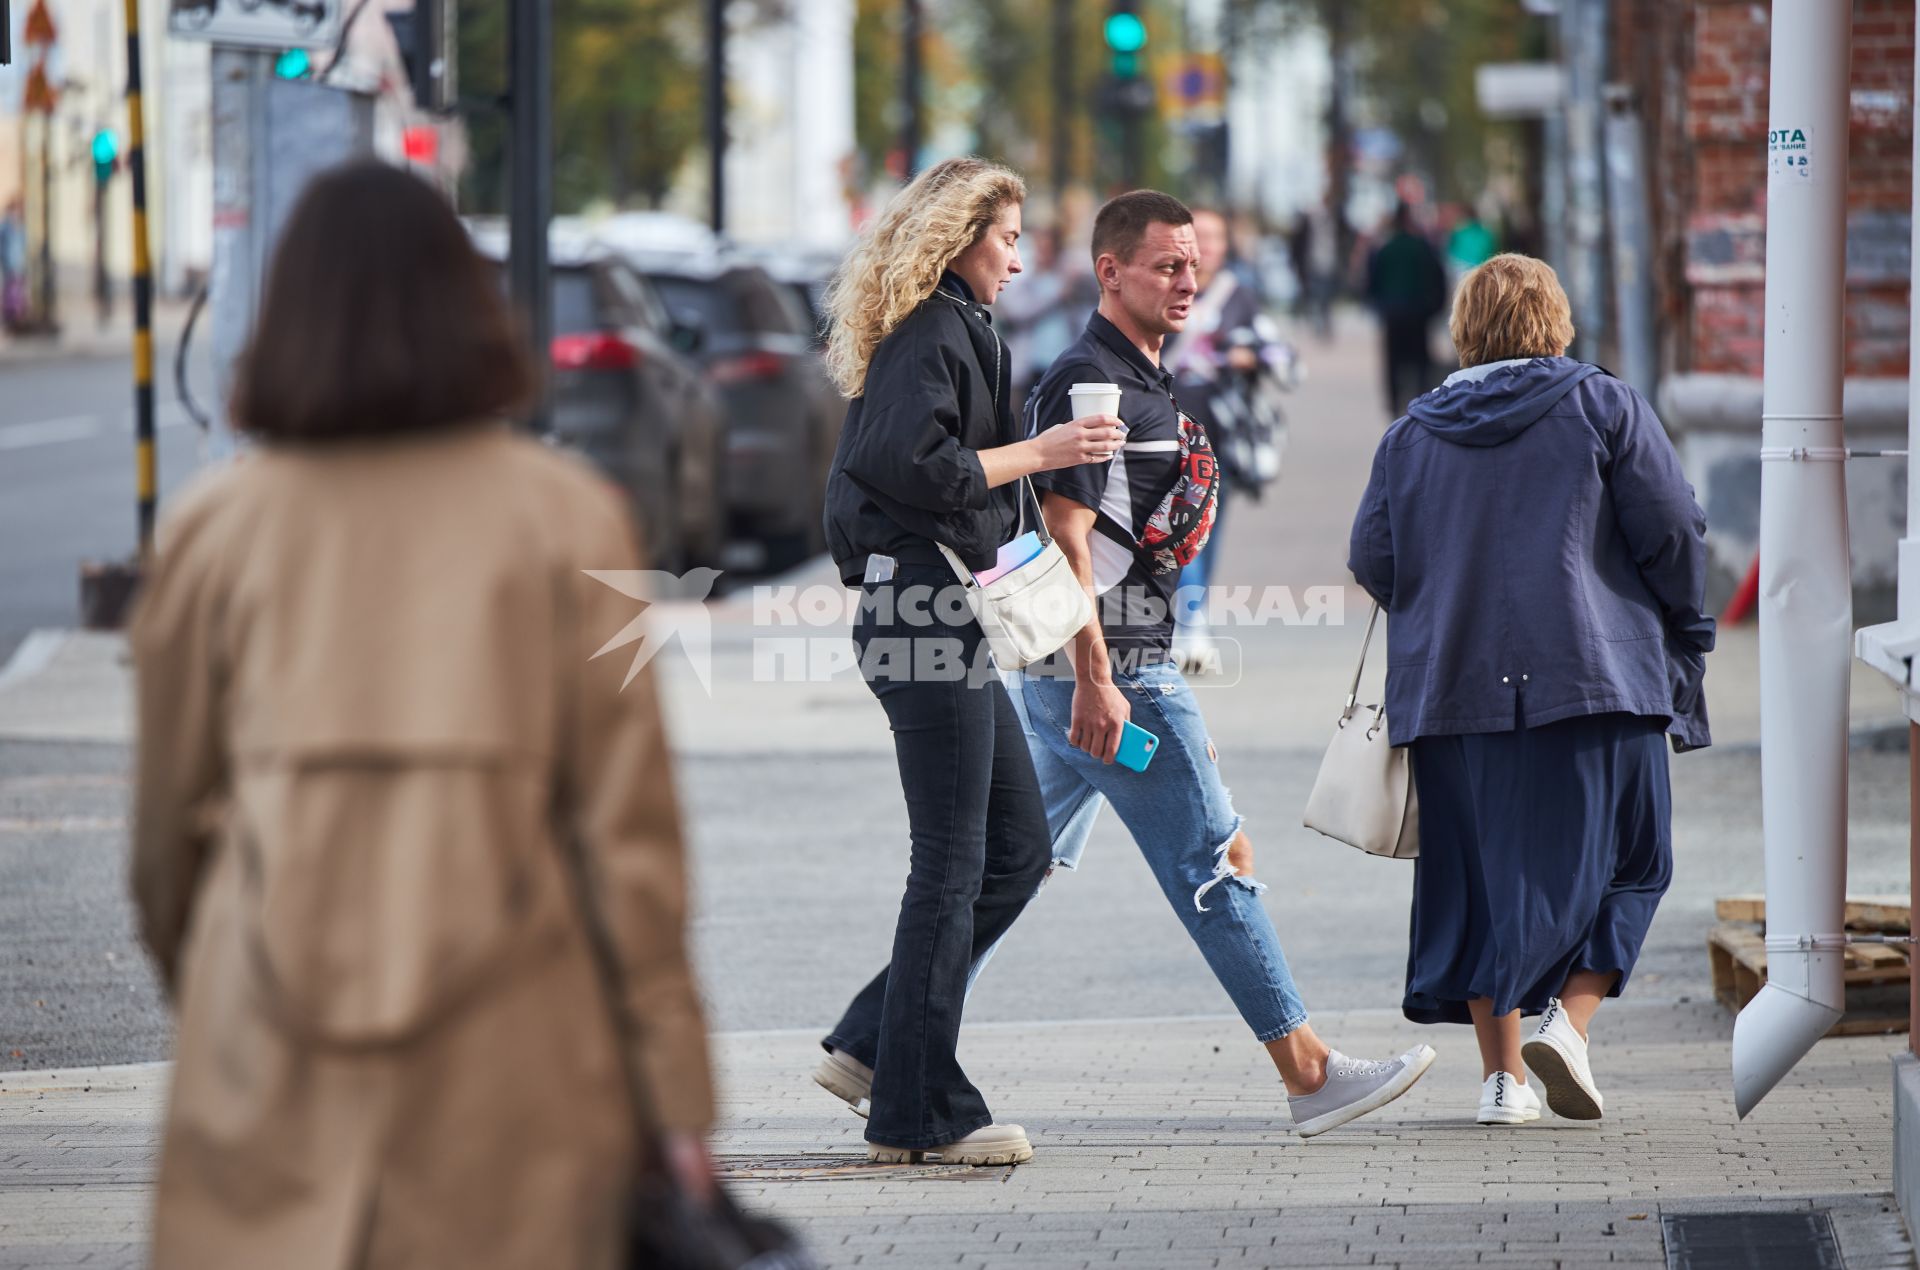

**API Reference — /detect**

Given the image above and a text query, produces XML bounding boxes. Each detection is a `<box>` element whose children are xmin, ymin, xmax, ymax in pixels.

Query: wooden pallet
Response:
<box><xmin>1714</xmin><ymin>894</ymin><xmax>1910</xmax><ymax>933</ymax></box>
<box><xmin>1707</xmin><ymin>922</ymin><xmax>1910</xmax><ymax>1036</ymax></box>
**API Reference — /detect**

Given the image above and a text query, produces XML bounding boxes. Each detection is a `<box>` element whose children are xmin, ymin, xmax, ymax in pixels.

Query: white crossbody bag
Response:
<box><xmin>1302</xmin><ymin>602</ymin><xmax>1420</xmax><ymax>859</ymax></box>
<box><xmin>935</xmin><ymin>476</ymin><xmax>1092</xmax><ymax>670</ymax></box>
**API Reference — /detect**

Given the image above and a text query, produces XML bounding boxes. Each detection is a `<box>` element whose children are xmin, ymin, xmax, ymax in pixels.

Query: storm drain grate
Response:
<box><xmin>1662</xmin><ymin>1211</ymin><xmax>1845</xmax><ymax>1270</ymax></box>
<box><xmin>716</xmin><ymin>1154</ymin><xmax>1010</xmax><ymax>1183</ymax></box>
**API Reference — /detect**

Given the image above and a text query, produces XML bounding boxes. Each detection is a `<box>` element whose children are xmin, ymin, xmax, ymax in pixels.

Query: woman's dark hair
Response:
<box><xmin>232</xmin><ymin>160</ymin><xmax>534</xmax><ymax>441</ymax></box>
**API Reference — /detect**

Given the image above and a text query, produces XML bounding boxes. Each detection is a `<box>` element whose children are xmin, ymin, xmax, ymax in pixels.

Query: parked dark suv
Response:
<box><xmin>627</xmin><ymin>256</ymin><xmax>844</xmax><ymax>566</ymax></box>
<box><xmin>475</xmin><ymin>231</ymin><xmax>726</xmax><ymax>571</ymax></box>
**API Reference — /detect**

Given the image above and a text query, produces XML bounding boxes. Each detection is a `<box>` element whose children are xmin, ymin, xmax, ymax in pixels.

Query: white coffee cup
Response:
<box><xmin>1068</xmin><ymin>382</ymin><xmax>1122</xmax><ymax>421</ymax></box>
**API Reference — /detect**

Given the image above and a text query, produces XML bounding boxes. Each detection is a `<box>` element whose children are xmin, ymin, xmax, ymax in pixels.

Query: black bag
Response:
<box><xmin>624</xmin><ymin>1174</ymin><xmax>817</xmax><ymax>1270</ymax></box>
<box><xmin>558</xmin><ymin>839</ymin><xmax>817</xmax><ymax>1270</ymax></box>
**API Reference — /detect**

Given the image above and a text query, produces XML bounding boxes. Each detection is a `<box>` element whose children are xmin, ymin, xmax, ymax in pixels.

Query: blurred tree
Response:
<box><xmin>849</xmin><ymin>0</ymin><xmax>1179</xmax><ymax>216</ymax></box>
<box><xmin>457</xmin><ymin>0</ymin><xmax>703</xmax><ymax>214</ymax></box>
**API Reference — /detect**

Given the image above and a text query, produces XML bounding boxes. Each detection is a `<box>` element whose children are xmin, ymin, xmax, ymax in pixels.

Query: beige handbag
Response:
<box><xmin>936</xmin><ymin>476</ymin><xmax>1094</xmax><ymax>670</ymax></box>
<box><xmin>1303</xmin><ymin>602</ymin><xmax>1419</xmax><ymax>859</ymax></box>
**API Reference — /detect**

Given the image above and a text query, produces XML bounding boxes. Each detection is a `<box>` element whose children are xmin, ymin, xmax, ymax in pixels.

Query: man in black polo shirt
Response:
<box><xmin>1010</xmin><ymin>191</ymin><xmax>1436</xmax><ymax>1137</ymax></box>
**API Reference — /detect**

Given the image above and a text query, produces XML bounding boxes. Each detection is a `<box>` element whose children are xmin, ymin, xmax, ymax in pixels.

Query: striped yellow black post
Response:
<box><xmin>123</xmin><ymin>0</ymin><xmax>154</xmax><ymax>552</ymax></box>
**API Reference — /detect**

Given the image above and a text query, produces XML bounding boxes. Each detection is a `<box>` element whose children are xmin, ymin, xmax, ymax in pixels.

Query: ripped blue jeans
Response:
<box><xmin>999</xmin><ymin>659</ymin><xmax>1310</xmax><ymax>1043</ymax></box>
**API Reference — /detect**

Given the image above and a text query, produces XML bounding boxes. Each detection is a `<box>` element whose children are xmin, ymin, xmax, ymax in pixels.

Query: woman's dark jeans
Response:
<box><xmin>823</xmin><ymin>565</ymin><xmax>1051</xmax><ymax>1149</ymax></box>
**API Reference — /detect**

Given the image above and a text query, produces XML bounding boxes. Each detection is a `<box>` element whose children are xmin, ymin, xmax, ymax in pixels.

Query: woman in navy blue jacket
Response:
<box><xmin>1348</xmin><ymin>254</ymin><xmax>1714</xmax><ymax>1127</ymax></box>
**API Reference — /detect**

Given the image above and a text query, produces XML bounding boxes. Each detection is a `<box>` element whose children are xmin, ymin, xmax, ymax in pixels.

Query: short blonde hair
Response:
<box><xmin>1449</xmin><ymin>253</ymin><xmax>1576</xmax><ymax>368</ymax></box>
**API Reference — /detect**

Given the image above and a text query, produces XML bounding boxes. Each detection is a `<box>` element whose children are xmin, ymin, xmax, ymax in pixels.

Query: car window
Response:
<box><xmin>604</xmin><ymin>263</ymin><xmax>671</xmax><ymax>332</ymax></box>
<box><xmin>649</xmin><ymin>274</ymin><xmax>742</xmax><ymax>337</ymax></box>
<box><xmin>730</xmin><ymin>270</ymin><xmax>809</xmax><ymax>336</ymax></box>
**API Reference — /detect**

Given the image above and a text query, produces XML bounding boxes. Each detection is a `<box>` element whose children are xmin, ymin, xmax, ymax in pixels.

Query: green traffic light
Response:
<box><xmin>1104</xmin><ymin>12</ymin><xmax>1147</xmax><ymax>53</ymax></box>
<box><xmin>274</xmin><ymin>47</ymin><xmax>312</xmax><ymax>80</ymax></box>
<box><xmin>90</xmin><ymin>129</ymin><xmax>118</xmax><ymax>167</ymax></box>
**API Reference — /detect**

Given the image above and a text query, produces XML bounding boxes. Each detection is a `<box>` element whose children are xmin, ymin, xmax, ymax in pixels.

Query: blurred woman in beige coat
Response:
<box><xmin>129</xmin><ymin>161</ymin><xmax>714</xmax><ymax>1270</ymax></box>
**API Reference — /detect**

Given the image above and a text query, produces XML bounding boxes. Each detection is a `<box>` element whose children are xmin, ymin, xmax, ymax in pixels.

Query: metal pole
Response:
<box><xmin>1561</xmin><ymin>0</ymin><xmax>1608</xmax><ymax>361</ymax></box>
<box><xmin>901</xmin><ymin>0</ymin><xmax>922</xmax><ymax>177</ymax></box>
<box><xmin>1902</xmin><ymin>7</ymin><xmax>1920</xmax><ymax>624</ymax></box>
<box><xmin>1603</xmin><ymin>85</ymin><xmax>1657</xmax><ymax>402</ymax></box>
<box><xmin>93</xmin><ymin>166</ymin><xmax>107</xmax><ymax>325</ymax></box>
<box><xmin>1730</xmin><ymin>0</ymin><xmax>1852</xmax><ymax>1119</ymax></box>
<box><xmin>37</xmin><ymin>112</ymin><xmax>53</xmax><ymax>329</ymax></box>
<box><xmin>509</xmin><ymin>0</ymin><xmax>552</xmax><ymax>431</ymax></box>
<box><xmin>1051</xmin><ymin>0</ymin><xmax>1072</xmax><ymax>209</ymax></box>
<box><xmin>1324</xmin><ymin>0</ymin><xmax>1353</xmax><ymax>276</ymax></box>
<box><xmin>123</xmin><ymin>0</ymin><xmax>153</xmax><ymax>550</ymax></box>
<box><xmin>706</xmin><ymin>0</ymin><xmax>725</xmax><ymax>235</ymax></box>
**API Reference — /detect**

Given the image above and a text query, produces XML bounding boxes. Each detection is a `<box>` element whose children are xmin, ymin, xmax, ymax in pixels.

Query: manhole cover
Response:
<box><xmin>1662</xmin><ymin>1211</ymin><xmax>1844</xmax><ymax>1270</ymax></box>
<box><xmin>716</xmin><ymin>1154</ymin><xmax>1008</xmax><ymax>1182</ymax></box>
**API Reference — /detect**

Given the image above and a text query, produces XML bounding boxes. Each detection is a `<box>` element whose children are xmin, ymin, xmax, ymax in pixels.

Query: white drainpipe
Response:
<box><xmin>1729</xmin><ymin>0</ymin><xmax>1854</xmax><ymax>1119</ymax></box>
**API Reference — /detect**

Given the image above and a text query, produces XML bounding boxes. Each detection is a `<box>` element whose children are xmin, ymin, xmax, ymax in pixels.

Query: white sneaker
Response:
<box><xmin>1477</xmin><ymin>1070</ymin><xmax>1541</xmax><ymax>1125</ymax></box>
<box><xmin>1288</xmin><ymin>1044</ymin><xmax>1437</xmax><ymax>1138</ymax></box>
<box><xmin>868</xmin><ymin>1122</ymin><xmax>1033</xmax><ymax>1166</ymax></box>
<box><xmin>812</xmin><ymin>1048</ymin><xmax>872</xmax><ymax>1119</ymax></box>
<box><xmin>1522</xmin><ymin>998</ymin><xmax>1605</xmax><ymax>1120</ymax></box>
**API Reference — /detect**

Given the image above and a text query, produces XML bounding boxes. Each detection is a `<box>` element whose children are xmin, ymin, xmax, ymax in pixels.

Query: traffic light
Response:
<box><xmin>1102</xmin><ymin>1</ymin><xmax>1154</xmax><ymax>115</ymax></box>
<box><xmin>273</xmin><ymin>46</ymin><xmax>312</xmax><ymax>79</ymax></box>
<box><xmin>2</xmin><ymin>0</ymin><xmax>12</xmax><ymax>67</ymax></box>
<box><xmin>1104</xmin><ymin>5</ymin><xmax>1147</xmax><ymax>78</ymax></box>
<box><xmin>90</xmin><ymin>128</ymin><xmax>117</xmax><ymax>183</ymax></box>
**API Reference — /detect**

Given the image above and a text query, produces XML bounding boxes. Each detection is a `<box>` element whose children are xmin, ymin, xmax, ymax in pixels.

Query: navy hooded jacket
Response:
<box><xmin>1347</xmin><ymin>356</ymin><xmax>1714</xmax><ymax>751</ymax></box>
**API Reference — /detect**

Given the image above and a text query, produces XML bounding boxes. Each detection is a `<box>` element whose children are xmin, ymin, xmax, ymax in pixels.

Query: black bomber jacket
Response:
<box><xmin>824</xmin><ymin>273</ymin><xmax>1021</xmax><ymax>586</ymax></box>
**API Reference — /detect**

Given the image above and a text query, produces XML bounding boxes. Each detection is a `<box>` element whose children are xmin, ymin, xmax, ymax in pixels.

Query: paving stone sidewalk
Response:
<box><xmin>0</xmin><ymin>1001</ymin><xmax>1911</xmax><ymax>1268</ymax></box>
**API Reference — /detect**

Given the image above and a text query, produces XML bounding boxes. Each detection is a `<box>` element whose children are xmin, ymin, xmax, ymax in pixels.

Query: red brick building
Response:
<box><xmin>1613</xmin><ymin>0</ymin><xmax>1914</xmax><ymax>613</ymax></box>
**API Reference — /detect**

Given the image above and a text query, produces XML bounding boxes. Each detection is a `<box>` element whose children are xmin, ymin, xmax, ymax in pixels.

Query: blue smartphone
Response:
<box><xmin>1115</xmin><ymin>721</ymin><xmax>1159</xmax><ymax>772</ymax></box>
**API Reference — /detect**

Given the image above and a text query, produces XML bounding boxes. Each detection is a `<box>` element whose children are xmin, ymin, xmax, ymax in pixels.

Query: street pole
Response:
<box><xmin>706</xmin><ymin>0</ymin><xmax>725</xmax><ymax>235</ymax></box>
<box><xmin>92</xmin><ymin>161</ymin><xmax>107</xmax><ymax>326</ymax></box>
<box><xmin>508</xmin><ymin>0</ymin><xmax>552</xmax><ymax>431</ymax></box>
<box><xmin>123</xmin><ymin>0</ymin><xmax>153</xmax><ymax>553</ymax></box>
<box><xmin>1323</xmin><ymin>0</ymin><xmax>1353</xmax><ymax>278</ymax></box>
<box><xmin>901</xmin><ymin>0</ymin><xmax>922</xmax><ymax>177</ymax></box>
<box><xmin>1560</xmin><ymin>0</ymin><xmax>1608</xmax><ymax>361</ymax></box>
<box><xmin>1050</xmin><ymin>0</ymin><xmax>1072</xmax><ymax>210</ymax></box>
<box><xmin>37</xmin><ymin>113</ymin><xmax>52</xmax><ymax>329</ymax></box>
<box><xmin>1602</xmin><ymin>85</ymin><xmax>1658</xmax><ymax>403</ymax></box>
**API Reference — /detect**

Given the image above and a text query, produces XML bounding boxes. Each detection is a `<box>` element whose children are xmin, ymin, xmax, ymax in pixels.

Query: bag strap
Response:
<box><xmin>1344</xmin><ymin>601</ymin><xmax>1383</xmax><ymax>719</ymax></box>
<box><xmin>937</xmin><ymin>473</ymin><xmax>1054</xmax><ymax>590</ymax></box>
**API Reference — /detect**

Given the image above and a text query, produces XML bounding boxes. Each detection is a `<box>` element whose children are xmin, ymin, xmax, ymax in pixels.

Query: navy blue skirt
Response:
<box><xmin>1403</xmin><ymin>712</ymin><xmax>1673</xmax><ymax>1026</ymax></box>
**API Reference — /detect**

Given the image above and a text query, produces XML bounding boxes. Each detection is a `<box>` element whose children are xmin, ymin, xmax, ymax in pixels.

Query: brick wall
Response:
<box><xmin>1628</xmin><ymin>0</ymin><xmax>1914</xmax><ymax>380</ymax></box>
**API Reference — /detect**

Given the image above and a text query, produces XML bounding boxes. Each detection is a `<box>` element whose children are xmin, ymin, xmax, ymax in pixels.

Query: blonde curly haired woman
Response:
<box><xmin>812</xmin><ymin>157</ymin><xmax>1121</xmax><ymax>1166</ymax></box>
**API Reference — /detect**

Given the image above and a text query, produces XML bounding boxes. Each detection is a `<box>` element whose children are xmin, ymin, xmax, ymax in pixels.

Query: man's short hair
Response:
<box><xmin>1091</xmin><ymin>190</ymin><xmax>1194</xmax><ymax>264</ymax></box>
<box><xmin>1449</xmin><ymin>253</ymin><xmax>1576</xmax><ymax>368</ymax></box>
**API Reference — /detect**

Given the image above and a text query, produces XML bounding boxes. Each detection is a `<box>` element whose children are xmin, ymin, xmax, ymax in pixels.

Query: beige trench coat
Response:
<box><xmin>128</xmin><ymin>424</ymin><xmax>714</xmax><ymax>1270</ymax></box>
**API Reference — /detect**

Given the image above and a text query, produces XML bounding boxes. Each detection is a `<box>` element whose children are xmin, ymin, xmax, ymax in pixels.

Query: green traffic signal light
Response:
<box><xmin>274</xmin><ymin>47</ymin><xmax>312</xmax><ymax>80</ymax></box>
<box><xmin>90</xmin><ymin>128</ymin><xmax>117</xmax><ymax>182</ymax></box>
<box><xmin>1104</xmin><ymin>12</ymin><xmax>1147</xmax><ymax>54</ymax></box>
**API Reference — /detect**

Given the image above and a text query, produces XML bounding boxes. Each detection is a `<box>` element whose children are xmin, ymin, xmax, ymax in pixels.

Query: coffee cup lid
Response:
<box><xmin>1069</xmin><ymin>382</ymin><xmax>1120</xmax><ymax>393</ymax></box>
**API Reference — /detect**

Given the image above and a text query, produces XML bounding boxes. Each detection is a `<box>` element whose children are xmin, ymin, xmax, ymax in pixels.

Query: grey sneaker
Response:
<box><xmin>812</xmin><ymin>1048</ymin><xmax>872</xmax><ymax>1118</ymax></box>
<box><xmin>1288</xmin><ymin>1044</ymin><xmax>1438</xmax><ymax>1138</ymax></box>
